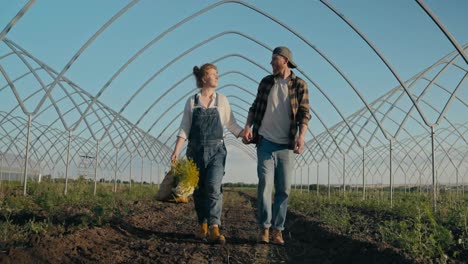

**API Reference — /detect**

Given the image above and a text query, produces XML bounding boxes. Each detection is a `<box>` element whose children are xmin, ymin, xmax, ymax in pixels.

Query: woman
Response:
<box><xmin>171</xmin><ymin>63</ymin><xmax>244</xmax><ymax>244</ymax></box>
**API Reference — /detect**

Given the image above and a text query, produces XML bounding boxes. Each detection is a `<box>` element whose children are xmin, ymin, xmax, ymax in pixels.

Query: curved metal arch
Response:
<box><xmin>130</xmin><ymin>54</ymin><xmax>347</xmax><ymax>166</ymax></box>
<box><xmin>144</xmin><ymin>82</ymin><xmax>246</xmax><ymax>135</ymax></box>
<box><xmin>114</xmin><ymin>53</ymin><xmax>267</xmax><ymax>151</ymax></box>
<box><xmin>0</xmin><ymin>51</ymin><xmax>16</xmax><ymax>60</ymax></box>
<box><xmin>38</xmin><ymin>0</ymin><xmax>140</xmax><ymax>118</ymax></box>
<box><xmin>225</xmin><ymin>95</ymin><xmax>253</xmax><ymax>108</ymax></box>
<box><xmin>3</xmin><ymin>39</ymin><xmax>73</xmax><ymax>129</ymax></box>
<box><xmin>0</xmin><ymin>113</ymin><xmax>31</xmax><ymax>155</ymax></box>
<box><xmin>2</xmin><ymin>39</ymin><xmax>122</xmax><ymax>142</ymax></box>
<box><xmin>223</xmin><ymin>139</ymin><xmax>257</xmax><ymax>161</ymax></box>
<box><xmin>415</xmin><ymin>0</ymin><xmax>467</xmax><ymax>64</ymax></box>
<box><xmin>333</xmin><ymin>84</ymin><xmax>430</xmax><ymax>157</ymax></box>
<box><xmin>350</xmin><ymin>48</ymin><xmax>467</xmax><ymax>150</ymax></box>
<box><xmin>319</xmin><ymin>0</ymin><xmax>433</xmax><ymax>129</ymax></box>
<box><xmin>228</xmin><ymin>101</ymin><xmax>316</xmax><ymax>165</ymax></box>
<box><xmin>36</xmin><ymin>99</ymin><xmax>118</xmax><ymax>156</ymax></box>
<box><xmin>343</xmin><ymin>112</ymin><xmax>425</xmax><ymax>184</ymax></box>
<box><xmin>348</xmin><ymin>77</ymin><xmax>422</xmax><ymax>149</ymax></box>
<box><xmin>436</xmin><ymin>73</ymin><xmax>467</xmax><ymax>126</ymax></box>
<box><xmin>394</xmin><ymin>49</ymin><xmax>467</xmax><ymax>138</ymax></box>
<box><xmin>73</xmin><ymin>0</ymin><xmax>390</xmax><ymax>147</ymax></box>
<box><xmin>0</xmin><ymin>65</ymin><xmax>30</xmax><ymax>115</ymax></box>
<box><xmin>420</xmin><ymin>76</ymin><xmax>467</xmax><ymax>108</ymax></box>
<box><xmin>33</xmin><ymin>126</ymin><xmax>70</xmax><ymax>169</ymax></box>
<box><xmin>414</xmin><ymin>92</ymin><xmax>466</xmax><ymax>144</ymax></box>
<box><xmin>430</xmin><ymin>124</ymin><xmax>468</xmax><ymax>180</ymax></box>
<box><xmin>0</xmin><ymin>0</ymin><xmax>35</xmax><ymax>42</ymax></box>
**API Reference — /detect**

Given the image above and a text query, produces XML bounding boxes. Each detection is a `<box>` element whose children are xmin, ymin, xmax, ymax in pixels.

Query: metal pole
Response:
<box><xmin>362</xmin><ymin>147</ymin><xmax>365</xmax><ymax>200</ymax></box>
<box><xmin>113</xmin><ymin>148</ymin><xmax>119</xmax><ymax>193</ymax></box>
<box><xmin>129</xmin><ymin>153</ymin><xmax>133</xmax><ymax>189</ymax></box>
<box><xmin>300</xmin><ymin>166</ymin><xmax>303</xmax><ymax>193</ymax></box>
<box><xmin>462</xmin><ymin>168</ymin><xmax>465</xmax><ymax>197</ymax></box>
<box><xmin>404</xmin><ymin>169</ymin><xmax>407</xmax><ymax>194</ymax></box>
<box><xmin>431</xmin><ymin>126</ymin><xmax>436</xmax><ymax>211</ymax></box>
<box><xmin>455</xmin><ymin>167</ymin><xmax>459</xmax><ymax>197</ymax></box>
<box><xmin>64</xmin><ymin>130</ymin><xmax>72</xmax><ymax>196</ymax></box>
<box><xmin>307</xmin><ymin>164</ymin><xmax>310</xmax><ymax>193</ymax></box>
<box><xmin>327</xmin><ymin>159</ymin><xmax>330</xmax><ymax>199</ymax></box>
<box><xmin>157</xmin><ymin>162</ymin><xmax>160</xmax><ymax>188</ymax></box>
<box><xmin>316</xmin><ymin>163</ymin><xmax>319</xmax><ymax>196</ymax></box>
<box><xmin>294</xmin><ymin>168</ymin><xmax>297</xmax><ymax>191</ymax></box>
<box><xmin>140</xmin><ymin>156</ymin><xmax>144</xmax><ymax>185</ymax></box>
<box><xmin>419</xmin><ymin>172</ymin><xmax>422</xmax><ymax>194</ymax></box>
<box><xmin>0</xmin><ymin>153</ymin><xmax>3</xmax><ymax>189</ymax></box>
<box><xmin>342</xmin><ymin>154</ymin><xmax>346</xmax><ymax>197</ymax></box>
<box><xmin>93</xmin><ymin>141</ymin><xmax>99</xmax><ymax>196</ymax></box>
<box><xmin>390</xmin><ymin>140</ymin><xmax>393</xmax><ymax>208</ymax></box>
<box><xmin>22</xmin><ymin>115</ymin><xmax>32</xmax><ymax>196</ymax></box>
<box><xmin>150</xmin><ymin>160</ymin><xmax>153</xmax><ymax>186</ymax></box>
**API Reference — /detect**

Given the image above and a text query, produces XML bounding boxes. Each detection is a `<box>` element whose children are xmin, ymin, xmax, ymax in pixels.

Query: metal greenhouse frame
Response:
<box><xmin>0</xmin><ymin>0</ymin><xmax>466</xmax><ymax>211</ymax></box>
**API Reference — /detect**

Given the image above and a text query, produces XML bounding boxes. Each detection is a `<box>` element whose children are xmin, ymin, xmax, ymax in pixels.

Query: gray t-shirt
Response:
<box><xmin>258</xmin><ymin>77</ymin><xmax>291</xmax><ymax>144</ymax></box>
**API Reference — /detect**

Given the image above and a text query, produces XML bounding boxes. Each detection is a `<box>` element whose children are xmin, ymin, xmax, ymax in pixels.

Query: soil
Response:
<box><xmin>0</xmin><ymin>189</ymin><xmax>422</xmax><ymax>263</ymax></box>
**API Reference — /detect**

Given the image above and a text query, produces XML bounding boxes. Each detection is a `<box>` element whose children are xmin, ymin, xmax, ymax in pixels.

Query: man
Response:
<box><xmin>243</xmin><ymin>46</ymin><xmax>310</xmax><ymax>245</ymax></box>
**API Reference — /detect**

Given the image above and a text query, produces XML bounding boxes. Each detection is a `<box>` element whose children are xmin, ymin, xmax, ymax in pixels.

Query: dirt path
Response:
<box><xmin>0</xmin><ymin>189</ymin><xmax>415</xmax><ymax>263</ymax></box>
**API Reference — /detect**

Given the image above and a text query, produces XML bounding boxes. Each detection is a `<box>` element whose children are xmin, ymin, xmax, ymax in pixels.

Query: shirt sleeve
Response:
<box><xmin>177</xmin><ymin>97</ymin><xmax>193</xmax><ymax>139</ymax></box>
<box><xmin>297</xmin><ymin>81</ymin><xmax>311</xmax><ymax>126</ymax></box>
<box><xmin>220</xmin><ymin>95</ymin><xmax>243</xmax><ymax>137</ymax></box>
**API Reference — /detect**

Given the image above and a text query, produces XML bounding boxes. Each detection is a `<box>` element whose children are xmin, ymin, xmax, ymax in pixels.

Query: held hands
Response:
<box><xmin>242</xmin><ymin>126</ymin><xmax>252</xmax><ymax>144</ymax></box>
<box><xmin>294</xmin><ymin>136</ymin><xmax>305</xmax><ymax>154</ymax></box>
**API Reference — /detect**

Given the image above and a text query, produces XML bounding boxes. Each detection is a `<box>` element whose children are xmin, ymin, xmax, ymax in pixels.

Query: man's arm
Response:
<box><xmin>294</xmin><ymin>80</ymin><xmax>311</xmax><ymax>154</ymax></box>
<box><xmin>243</xmin><ymin>79</ymin><xmax>265</xmax><ymax>142</ymax></box>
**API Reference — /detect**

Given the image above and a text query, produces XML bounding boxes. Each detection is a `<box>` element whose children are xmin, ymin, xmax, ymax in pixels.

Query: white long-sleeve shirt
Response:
<box><xmin>177</xmin><ymin>93</ymin><xmax>243</xmax><ymax>140</ymax></box>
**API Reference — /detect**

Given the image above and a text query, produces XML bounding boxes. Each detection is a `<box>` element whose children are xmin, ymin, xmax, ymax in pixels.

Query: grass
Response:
<box><xmin>0</xmin><ymin>179</ymin><xmax>159</xmax><ymax>249</ymax></box>
<box><xmin>0</xmin><ymin>180</ymin><xmax>466</xmax><ymax>262</ymax></box>
<box><xmin>288</xmin><ymin>188</ymin><xmax>467</xmax><ymax>261</ymax></box>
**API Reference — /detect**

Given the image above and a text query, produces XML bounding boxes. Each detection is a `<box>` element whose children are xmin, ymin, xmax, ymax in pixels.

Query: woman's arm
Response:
<box><xmin>221</xmin><ymin>95</ymin><xmax>243</xmax><ymax>137</ymax></box>
<box><xmin>171</xmin><ymin>136</ymin><xmax>186</xmax><ymax>163</ymax></box>
<box><xmin>171</xmin><ymin>97</ymin><xmax>193</xmax><ymax>162</ymax></box>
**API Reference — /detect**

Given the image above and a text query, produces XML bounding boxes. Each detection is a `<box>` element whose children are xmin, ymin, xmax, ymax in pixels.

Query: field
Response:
<box><xmin>0</xmin><ymin>179</ymin><xmax>466</xmax><ymax>263</ymax></box>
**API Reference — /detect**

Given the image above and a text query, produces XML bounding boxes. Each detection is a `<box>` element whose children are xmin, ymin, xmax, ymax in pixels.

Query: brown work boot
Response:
<box><xmin>271</xmin><ymin>229</ymin><xmax>284</xmax><ymax>245</ymax></box>
<box><xmin>195</xmin><ymin>223</ymin><xmax>208</xmax><ymax>240</ymax></box>
<box><xmin>257</xmin><ymin>228</ymin><xmax>269</xmax><ymax>244</ymax></box>
<box><xmin>174</xmin><ymin>196</ymin><xmax>188</xmax><ymax>203</ymax></box>
<box><xmin>208</xmin><ymin>225</ymin><xmax>226</xmax><ymax>244</ymax></box>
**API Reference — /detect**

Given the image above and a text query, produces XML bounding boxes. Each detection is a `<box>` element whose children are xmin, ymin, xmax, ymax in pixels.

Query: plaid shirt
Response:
<box><xmin>248</xmin><ymin>71</ymin><xmax>311</xmax><ymax>149</ymax></box>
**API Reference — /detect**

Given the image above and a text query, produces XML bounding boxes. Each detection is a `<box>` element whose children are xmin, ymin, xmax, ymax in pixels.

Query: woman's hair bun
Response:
<box><xmin>193</xmin><ymin>66</ymin><xmax>200</xmax><ymax>76</ymax></box>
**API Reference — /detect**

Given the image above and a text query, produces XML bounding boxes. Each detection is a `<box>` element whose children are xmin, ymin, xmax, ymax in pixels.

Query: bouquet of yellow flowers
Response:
<box><xmin>172</xmin><ymin>158</ymin><xmax>199</xmax><ymax>198</ymax></box>
<box><xmin>155</xmin><ymin>158</ymin><xmax>199</xmax><ymax>203</ymax></box>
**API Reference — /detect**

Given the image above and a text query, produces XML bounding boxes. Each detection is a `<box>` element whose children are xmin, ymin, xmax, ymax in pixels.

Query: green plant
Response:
<box><xmin>172</xmin><ymin>158</ymin><xmax>199</xmax><ymax>197</ymax></box>
<box><xmin>25</xmin><ymin>218</ymin><xmax>49</xmax><ymax>235</ymax></box>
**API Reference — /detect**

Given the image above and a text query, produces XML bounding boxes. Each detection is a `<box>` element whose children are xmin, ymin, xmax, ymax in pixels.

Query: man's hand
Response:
<box><xmin>238</xmin><ymin>129</ymin><xmax>245</xmax><ymax>139</ymax></box>
<box><xmin>294</xmin><ymin>136</ymin><xmax>305</xmax><ymax>154</ymax></box>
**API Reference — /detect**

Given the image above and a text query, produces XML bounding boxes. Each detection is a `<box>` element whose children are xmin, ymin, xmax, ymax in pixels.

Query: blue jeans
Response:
<box><xmin>189</xmin><ymin>142</ymin><xmax>226</xmax><ymax>226</ymax></box>
<box><xmin>256</xmin><ymin>138</ymin><xmax>294</xmax><ymax>231</ymax></box>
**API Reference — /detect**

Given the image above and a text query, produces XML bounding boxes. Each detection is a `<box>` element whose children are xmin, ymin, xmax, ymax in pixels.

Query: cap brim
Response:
<box><xmin>288</xmin><ymin>61</ymin><xmax>297</xmax><ymax>68</ymax></box>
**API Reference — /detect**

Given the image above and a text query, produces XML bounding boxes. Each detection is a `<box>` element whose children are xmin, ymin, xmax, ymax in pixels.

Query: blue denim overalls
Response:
<box><xmin>186</xmin><ymin>93</ymin><xmax>227</xmax><ymax>226</ymax></box>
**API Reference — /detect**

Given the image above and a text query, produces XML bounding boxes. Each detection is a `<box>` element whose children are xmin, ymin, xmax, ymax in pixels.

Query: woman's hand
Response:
<box><xmin>170</xmin><ymin>151</ymin><xmax>178</xmax><ymax>164</ymax></box>
<box><xmin>243</xmin><ymin>126</ymin><xmax>252</xmax><ymax>144</ymax></box>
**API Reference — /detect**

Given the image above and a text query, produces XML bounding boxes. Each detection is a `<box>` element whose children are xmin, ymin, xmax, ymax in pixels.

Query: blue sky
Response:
<box><xmin>1</xmin><ymin>0</ymin><xmax>467</xmax><ymax>184</ymax></box>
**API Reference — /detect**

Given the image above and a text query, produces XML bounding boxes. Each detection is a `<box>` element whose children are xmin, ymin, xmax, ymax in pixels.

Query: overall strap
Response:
<box><xmin>214</xmin><ymin>92</ymin><xmax>219</xmax><ymax>107</ymax></box>
<box><xmin>193</xmin><ymin>94</ymin><xmax>199</xmax><ymax>106</ymax></box>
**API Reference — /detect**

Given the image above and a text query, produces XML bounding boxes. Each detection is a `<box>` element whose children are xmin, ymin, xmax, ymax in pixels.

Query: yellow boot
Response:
<box><xmin>195</xmin><ymin>223</ymin><xmax>208</xmax><ymax>240</ymax></box>
<box><xmin>257</xmin><ymin>228</ymin><xmax>269</xmax><ymax>244</ymax></box>
<box><xmin>271</xmin><ymin>229</ymin><xmax>284</xmax><ymax>245</ymax></box>
<box><xmin>208</xmin><ymin>225</ymin><xmax>226</xmax><ymax>244</ymax></box>
<box><xmin>174</xmin><ymin>196</ymin><xmax>188</xmax><ymax>203</ymax></box>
